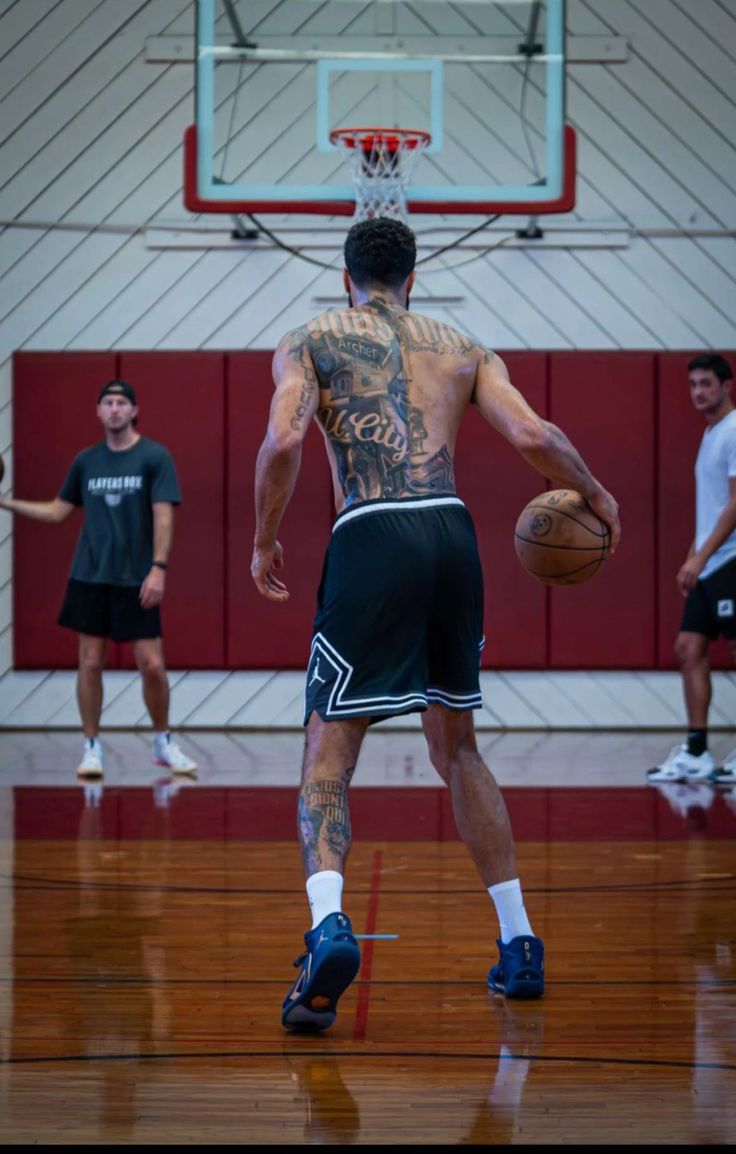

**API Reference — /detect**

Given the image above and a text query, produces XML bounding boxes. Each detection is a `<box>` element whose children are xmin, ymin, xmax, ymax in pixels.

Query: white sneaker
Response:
<box><xmin>646</xmin><ymin>744</ymin><xmax>716</xmax><ymax>783</ymax></box>
<box><xmin>710</xmin><ymin>747</ymin><xmax>736</xmax><ymax>785</ymax></box>
<box><xmin>77</xmin><ymin>740</ymin><xmax>104</xmax><ymax>778</ymax></box>
<box><xmin>152</xmin><ymin>736</ymin><xmax>198</xmax><ymax>775</ymax></box>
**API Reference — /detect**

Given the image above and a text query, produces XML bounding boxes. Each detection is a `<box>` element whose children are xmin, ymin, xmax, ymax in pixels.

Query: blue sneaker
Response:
<box><xmin>282</xmin><ymin>912</ymin><xmax>361</xmax><ymax>1031</ymax></box>
<box><xmin>487</xmin><ymin>935</ymin><xmax>544</xmax><ymax>999</ymax></box>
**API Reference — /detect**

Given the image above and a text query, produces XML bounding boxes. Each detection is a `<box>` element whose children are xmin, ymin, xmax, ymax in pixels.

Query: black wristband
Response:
<box><xmin>152</xmin><ymin>561</ymin><xmax>168</xmax><ymax>570</ymax></box>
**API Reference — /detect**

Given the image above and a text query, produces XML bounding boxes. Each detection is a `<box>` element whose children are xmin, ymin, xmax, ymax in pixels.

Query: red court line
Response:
<box><xmin>353</xmin><ymin>848</ymin><xmax>383</xmax><ymax>1042</ymax></box>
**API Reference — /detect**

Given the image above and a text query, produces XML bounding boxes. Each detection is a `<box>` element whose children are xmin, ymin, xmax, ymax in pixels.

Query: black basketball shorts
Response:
<box><xmin>57</xmin><ymin>579</ymin><xmax>162</xmax><ymax>642</ymax></box>
<box><xmin>680</xmin><ymin>556</ymin><xmax>736</xmax><ymax>640</ymax></box>
<box><xmin>304</xmin><ymin>495</ymin><xmax>485</xmax><ymax>725</ymax></box>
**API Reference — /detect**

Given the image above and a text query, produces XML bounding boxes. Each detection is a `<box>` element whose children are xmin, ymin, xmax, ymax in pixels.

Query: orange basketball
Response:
<box><xmin>514</xmin><ymin>489</ymin><xmax>610</xmax><ymax>586</ymax></box>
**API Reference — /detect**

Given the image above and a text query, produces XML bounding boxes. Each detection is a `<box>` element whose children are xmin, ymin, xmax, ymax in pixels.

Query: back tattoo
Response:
<box><xmin>288</xmin><ymin>300</ymin><xmax>477</xmax><ymax>505</ymax></box>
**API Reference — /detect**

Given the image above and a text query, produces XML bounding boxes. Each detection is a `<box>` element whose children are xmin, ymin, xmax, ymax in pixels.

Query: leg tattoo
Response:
<box><xmin>299</xmin><ymin>777</ymin><xmax>353</xmax><ymax>875</ymax></box>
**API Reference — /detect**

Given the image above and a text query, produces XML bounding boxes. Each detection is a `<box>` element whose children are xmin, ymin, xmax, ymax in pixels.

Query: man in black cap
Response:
<box><xmin>0</xmin><ymin>379</ymin><xmax>197</xmax><ymax>778</ymax></box>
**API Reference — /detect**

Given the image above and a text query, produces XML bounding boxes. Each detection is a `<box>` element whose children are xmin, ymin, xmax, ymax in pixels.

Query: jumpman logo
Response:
<box><xmin>309</xmin><ymin>657</ymin><xmax>326</xmax><ymax>687</ymax></box>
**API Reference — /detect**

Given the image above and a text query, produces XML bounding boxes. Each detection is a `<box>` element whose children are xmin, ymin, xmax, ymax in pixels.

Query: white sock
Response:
<box><xmin>488</xmin><ymin>878</ymin><xmax>533</xmax><ymax>944</ymax></box>
<box><xmin>306</xmin><ymin>870</ymin><xmax>344</xmax><ymax>929</ymax></box>
<box><xmin>153</xmin><ymin>731</ymin><xmax>169</xmax><ymax>745</ymax></box>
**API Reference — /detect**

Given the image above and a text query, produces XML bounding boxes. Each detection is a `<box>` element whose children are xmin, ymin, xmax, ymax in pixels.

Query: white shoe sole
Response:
<box><xmin>647</xmin><ymin>766</ymin><xmax>716</xmax><ymax>783</ymax></box>
<box><xmin>152</xmin><ymin>756</ymin><xmax>197</xmax><ymax>775</ymax></box>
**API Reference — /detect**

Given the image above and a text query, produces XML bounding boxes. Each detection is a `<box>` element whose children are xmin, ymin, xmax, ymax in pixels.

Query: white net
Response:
<box><xmin>330</xmin><ymin>128</ymin><xmax>431</xmax><ymax>222</ymax></box>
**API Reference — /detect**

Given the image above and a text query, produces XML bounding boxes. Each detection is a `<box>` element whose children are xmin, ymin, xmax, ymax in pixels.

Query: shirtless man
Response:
<box><xmin>251</xmin><ymin>217</ymin><xmax>620</xmax><ymax>1031</ymax></box>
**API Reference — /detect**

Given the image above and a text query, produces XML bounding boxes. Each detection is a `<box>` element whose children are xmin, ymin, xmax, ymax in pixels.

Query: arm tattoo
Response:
<box><xmin>284</xmin><ymin>329</ymin><xmax>318</xmax><ymax>433</ymax></box>
<box><xmin>290</xmin><ymin>372</ymin><xmax>316</xmax><ymax>432</ymax></box>
<box><xmin>299</xmin><ymin>779</ymin><xmax>352</xmax><ymax>874</ymax></box>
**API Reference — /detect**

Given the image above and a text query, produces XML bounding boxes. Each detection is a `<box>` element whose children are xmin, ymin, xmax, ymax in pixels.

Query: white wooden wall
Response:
<box><xmin>1</xmin><ymin>0</ymin><xmax>735</xmax><ymax>726</ymax></box>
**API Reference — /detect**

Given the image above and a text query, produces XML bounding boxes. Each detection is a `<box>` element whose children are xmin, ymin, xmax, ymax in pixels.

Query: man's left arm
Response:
<box><xmin>251</xmin><ymin>329</ymin><xmax>320</xmax><ymax>602</ymax></box>
<box><xmin>140</xmin><ymin>501</ymin><xmax>174</xmax><ymax>609</ymax></box>
<box><xmin>677</xmin><ymin>476</ymin><xmax>736</xmax><ymax>594</ymax></box>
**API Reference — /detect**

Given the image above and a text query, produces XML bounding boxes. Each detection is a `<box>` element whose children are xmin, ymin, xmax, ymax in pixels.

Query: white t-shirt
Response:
<box><xmin>695</xmin><ymin>409</ymin><xmax>736</xmax><ymax>579</ymax></box>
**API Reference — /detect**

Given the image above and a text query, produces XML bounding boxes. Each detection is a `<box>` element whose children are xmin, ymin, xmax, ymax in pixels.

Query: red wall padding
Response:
<box><xmin>226</xmin><ymin>352</ymin><xmax>333</xmax><ymax>669</ymax></box>
<box><xmin>548</xmin><ymin>353</ymin><xmax>656</xmax><ymax>667</ymax></box>
<box><xmin>455</xmin><ymin>353</ymin><xmax>548</xmax><ymax>668</ymax></box>
<box><xmin>115</xmin><ymin>352</ymin><xmax>226</xmax><ymax>669</ymax></box>
<box><xmin>13</xmin><ymin>352</ymin><xmax>120</xmax><ymax>668</ymax></box>
<box><xmin>657</xmin><ymin>353</ymin><xmax>731</xmax><ymax>670</ymax></box>
<box><xmin>11</xmin><ymin>349</ymin><xmax>736</xmax><ymax>672</ymax></box>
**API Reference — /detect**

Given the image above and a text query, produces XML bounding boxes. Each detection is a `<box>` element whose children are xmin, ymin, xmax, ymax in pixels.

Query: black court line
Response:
<box><xmin>6</xmin><ymin>874</ymin><xmax>736</xmax><ymax>895</ymax></box>
<box><xmin>1</xmin><ymin>1050</ymin><xmax>735</xmax><ymax>1072</ymax></box>
<box><xmin>3</xmin><ymin>976</ymin><xmax>735</xmax><ymax>987</ymax></box>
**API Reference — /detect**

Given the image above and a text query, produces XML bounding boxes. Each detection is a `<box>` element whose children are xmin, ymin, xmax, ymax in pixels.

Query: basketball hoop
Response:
<box><xmin>330</xmin><ymin>127</ymin><xmax>431</xmax><ymax>222</ymax></box>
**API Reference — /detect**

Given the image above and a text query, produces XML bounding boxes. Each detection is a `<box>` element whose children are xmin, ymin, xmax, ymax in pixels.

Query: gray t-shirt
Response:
<box><xmin>695</xmin><ymin>410</ymin><xmax>736</xmax><ymax>580</ymax></box>
<box><xmin>59</xmin><ymin>436</ymin><xmax>181</xmax><ymax>586</ymax></box>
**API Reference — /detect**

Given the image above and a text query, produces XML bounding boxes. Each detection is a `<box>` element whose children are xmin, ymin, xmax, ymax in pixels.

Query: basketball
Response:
<box><xmin>514</xmin><ymin>489</ymin><xmax>610</xmax><ymax>586</ymax></box>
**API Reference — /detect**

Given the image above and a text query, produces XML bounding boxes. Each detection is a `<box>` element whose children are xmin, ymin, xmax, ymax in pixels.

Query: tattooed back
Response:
<box><xmin>295</xmin><ymin>301</ymin><xmax>482</xmax><ymax>510</ymax></box>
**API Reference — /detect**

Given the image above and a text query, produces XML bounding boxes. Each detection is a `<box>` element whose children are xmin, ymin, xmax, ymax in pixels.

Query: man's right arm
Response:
<box><xmin>0</xmin><ymin>494</ymin><xmax>75</xmax><ymax>523</ymax></box>
<box><xmin>251</xmin><ymin>327</ymin><xmax>321</xmax><ymax>601</ymax></box>
<box><xmin>473</xmin><ymin>350</ymin><xmax>621</xmax><ymax>551</ymax></box>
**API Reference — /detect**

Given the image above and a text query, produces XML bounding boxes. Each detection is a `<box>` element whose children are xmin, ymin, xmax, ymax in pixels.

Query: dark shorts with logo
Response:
<box><xmin>680</xmin><ymin>556</ymin><xmax>736</xmax><ymax>640</ymax></box>
<box><xmin>304</xmin><ymin>496</ymin><xmax>485</xmax><ymax>725</ymax></box>
<box><xmin>58</xmin><ymin>579</ymin><xmax>162</xmax><ymax>642</ymax></box>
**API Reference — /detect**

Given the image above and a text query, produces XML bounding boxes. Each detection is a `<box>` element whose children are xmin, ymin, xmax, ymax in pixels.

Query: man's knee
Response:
<box><xmin>674</xmin><ymin>632</ymin><xmax>708</xmax><ymax>668</ymax></box>
<box><xmin>133</xmin><ymin>640</ymin><xmax>167</xmax><ymax>679</ymax></box>
<box><xmin>301</xmin><ymin>714</ymin><xmax>368</xmax><ymax>785</ymax></box>
<box><xmin>423</xmin><ymin>707</ymin><xmax>478</xmax><ymax>778</ymax></box>
<box><xmin>78</xmin><ymin>639</ymin><xmax>106</xmax><ymax>675</ymax></box>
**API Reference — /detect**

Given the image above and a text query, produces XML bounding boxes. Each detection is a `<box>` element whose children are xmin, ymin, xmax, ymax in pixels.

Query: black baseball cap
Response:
<box><xmin>98</xmin><ymin>379</ymin><xmax>137</xmax><ymax>405</ymax></box>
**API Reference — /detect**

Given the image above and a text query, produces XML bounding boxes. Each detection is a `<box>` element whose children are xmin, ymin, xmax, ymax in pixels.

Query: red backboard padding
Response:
<box><xmin>656</xmin><ymin>352</ymin><xmax>735</xmax><ymax>670</ymax></box>
<box><xmin>548</xmin><ymin>353</ymin><xmax>657</xmax><ymax>667</ymax></box>
<box><xmin>226</xmin><ymin>352</ymin><xmax>333</xmax><ymax>669</ymax></box>
<box><xmin>13</xmin><ymin>352</ymin><xmax>119</xmax><ymax>668</ymax></box>
<box><xmin>454</xmin><ymin>353</ymin><xmax>548</xmax><ymax>668</ymax></box>
<box><xmin>116</xmin><ymin>352</ymin><xmax>226</xmax><ymax>669</ymax></box>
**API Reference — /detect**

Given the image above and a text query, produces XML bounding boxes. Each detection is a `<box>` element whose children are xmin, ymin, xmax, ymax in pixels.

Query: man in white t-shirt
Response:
<box><xmin>649</xmin><ymin>354</ymin><xmax>736</xmax><ymax>786</ymax></box>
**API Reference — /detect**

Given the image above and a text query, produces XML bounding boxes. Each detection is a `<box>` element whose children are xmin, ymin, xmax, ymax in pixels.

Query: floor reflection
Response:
<box><xmin>1</xmin><ymin>771</ymin><xmax>735</xmax><ymax>1143</ymax></box>
<box><xmin>7</xmin><ymin>781</ymin><xmax>736</xmax><ymax>842</ymax></box>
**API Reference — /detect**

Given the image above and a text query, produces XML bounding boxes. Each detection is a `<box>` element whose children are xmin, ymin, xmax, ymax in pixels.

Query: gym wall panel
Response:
<box><xmin>13</xmin><ymin>349</ymin><xmax>736</xmax><ymax>675</ymax></box>
<box><xmin>656</xmin><ymin>352</ymin><xmax>735</xmax><ymax>671</ymax></box>
<box><xmin>13</xmin><ymin>351</ymin><xmax>118</xmax><ymax>669</ymax></box>
<box><xmin>548</xmin><ymin>352</ymin><xmax>657</xmax><ymax>668</ymax></box>
<box><xmin>454</xmin><ymin>353</ymin><xmax>548</xmax><ymax>669</ymax></box>
<box><xmin>226</xmin><ymin>352</ymin><xmax>333</xmax><ymax>670</ymax></box>
<box><xmin>116</xmin><ymin>351</ymin><xmax>226</xmax><ymax>669</ymax></box>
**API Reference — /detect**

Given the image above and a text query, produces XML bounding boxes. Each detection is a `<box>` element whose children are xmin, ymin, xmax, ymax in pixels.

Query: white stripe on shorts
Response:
<box><xmin>333</xmin><ymin>495</ymin><xmax>464</xmax><ymax>532</ymax></box>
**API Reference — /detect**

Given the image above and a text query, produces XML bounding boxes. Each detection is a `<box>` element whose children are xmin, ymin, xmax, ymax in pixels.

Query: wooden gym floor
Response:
<box><xmin>0</xmin><ymin>730</ymin><xmax>735</xmax><ymax>1145</ymax></box>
